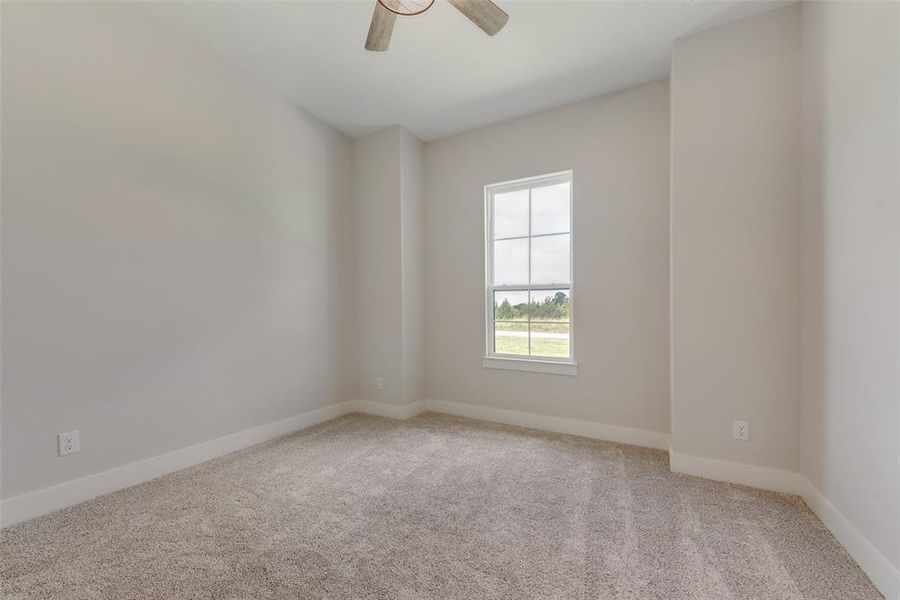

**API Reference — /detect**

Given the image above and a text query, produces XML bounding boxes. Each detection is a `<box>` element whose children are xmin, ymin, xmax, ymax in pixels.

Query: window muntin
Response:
<box><xmin>485</xmin><ymin>172</ymin><xmax>573</xmax><ymax>362</ymax></box>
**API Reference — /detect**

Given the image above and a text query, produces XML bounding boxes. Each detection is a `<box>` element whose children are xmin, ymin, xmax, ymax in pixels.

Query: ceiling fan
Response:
<box><xmin>365</xmin><ymin>0</ymin><xmax>509</xmax><ymax>52</ymax></box>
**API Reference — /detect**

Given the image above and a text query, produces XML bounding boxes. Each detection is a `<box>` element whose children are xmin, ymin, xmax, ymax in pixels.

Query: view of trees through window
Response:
<box><xmin>487</xmin><ymin>172</ymin><xmax>573</xmax><ymax>360</ymax></box>
<box><xmin>493</xmin><ymin>290</ymin><xmax>570</xmax><ymax>358</ymax></box>
<box><xmin>495</xmin><ymin>291</ymin><xmax>570</xmax><ymax>321</ymax></box>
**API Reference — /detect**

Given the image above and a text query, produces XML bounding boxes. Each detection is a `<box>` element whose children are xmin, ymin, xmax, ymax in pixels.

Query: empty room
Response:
<box><xmin>1</xmin><ymin>0</ymin><xmax>898</xmax><ymax>598</ymax></box>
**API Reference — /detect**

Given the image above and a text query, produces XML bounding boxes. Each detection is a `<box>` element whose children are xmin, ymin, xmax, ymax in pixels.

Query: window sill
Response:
<box><xmin>482</xmin><ymin>356</ymin><xmax>578</xmax><ymax>376</ymax></box>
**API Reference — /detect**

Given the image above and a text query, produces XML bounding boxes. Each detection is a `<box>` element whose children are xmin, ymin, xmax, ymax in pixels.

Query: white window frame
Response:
<box><xmin>483</xmin><ymin>170</ymin><xmax>577</xmax><ymax>376</ymax></box>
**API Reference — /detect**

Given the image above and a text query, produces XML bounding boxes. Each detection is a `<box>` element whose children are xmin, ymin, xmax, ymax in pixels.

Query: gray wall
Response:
<box><xmin>400</xmin><ymin>131</ymin><xmax>426</xmax><ymax>405</ymax></box>
<box><xmin>670</xmin><ymin>5</ymin><xmax>801</xmax><ymax>471</ymax></box>
<box><xmin>352</xmin><ymin>127</ymin><xmax>425</xmax><ymax>406</ymax></box>
<box><xmin>1</xmin><ymin>2</ymin><xmax>356</xmax><ymax>499</ymax></box>
<box><xmin>352</xmin><ymin>129</ymin><xmax>404</xmax><ymax>404</ymax></box>
<box><xmin>5</xmin><ymin>6</ymin><xmax>897</xmax><ymax>586</ymax></box>
<box><xmin>800</xmin><ymin>0</ymin><xmax>900</xmax><ymax>577</ymax></box>
<box><xmin>424</xmin><ymin>81</ymin><xmax>671</xmax><ymax>433</ymax></box>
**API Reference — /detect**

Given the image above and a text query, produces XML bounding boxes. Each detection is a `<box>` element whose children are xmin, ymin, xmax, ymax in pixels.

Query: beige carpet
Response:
<box><xmin>0</xmin><ymin>412</ymin><xmax>882</xmax><ymax>599</ymax></box>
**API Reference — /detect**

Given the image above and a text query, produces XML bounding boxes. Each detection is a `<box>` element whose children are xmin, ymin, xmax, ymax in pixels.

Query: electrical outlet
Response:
<box><xmin>58</xmin><ymin>430</ymin><xmax>80</xmax><ymax>456</ymax></box>
<box><xmin>733</xmin><ymin>420</ymin><xmax>750</xmax><ymax>441</ymax></box>
<box><xmin>375</xmin><ymin>375</ymin><xmax>385</xmax><ymax>391</ymax></box>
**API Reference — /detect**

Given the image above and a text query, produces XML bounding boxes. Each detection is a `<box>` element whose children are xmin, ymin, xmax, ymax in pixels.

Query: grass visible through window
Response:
<box><xmin>495</xmin><ymin>321</ymin><xmax>570</xmax><ymax>358</ymax></box>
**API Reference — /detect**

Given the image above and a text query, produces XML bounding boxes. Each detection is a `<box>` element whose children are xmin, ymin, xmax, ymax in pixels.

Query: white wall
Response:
<box><xmin>5</xmin><ymin>7</ymin><xmax>897</xmax><ymax>593</ymax></box>
<box><xmin>670</xmin><ymin>5</ymin><xmax>801</xmax><ymax>471</ymax></box>
<box><xmin>400</xmin><ymin>131</ymin><xmax>425</xmax><ymax>405</ymax></box>
<box><xmin>353</xmin><ymin>129</ymin><xmax>404</xmax><ymax>404</ymax></box>
<box><xmin>0</xmin><ymin>2</ymin><xmax>355</xmax><ymax>499</ymax></box>
<box><xmin>424</xmin><ymin>81</ymin><xmax>671</xmax><ymax>434</ymax></box>
<box><xmin>353</xmin><ymin>127</ymin><xmax>425</xmax><ymax>406</ymax></box>
<box><xmin>800</xmin><ymin>0</ymin><xmax>900</xmax><ymax>590</ymax></box>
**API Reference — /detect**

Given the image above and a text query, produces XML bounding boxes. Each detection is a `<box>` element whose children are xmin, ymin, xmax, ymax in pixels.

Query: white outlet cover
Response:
<box><xmin>375</xmin><ymin>376</ymin><xmax>385</xmax><ymax>391</ymax></box>
<box><xmin>58</xmin><ymin>430</ymin><xmax>80</xmax><ymax>456</ymax></box>
<box><xmin>733</xmin><ymin>420</ymin><xmax>750</xmax><ymax>441</ymax></box>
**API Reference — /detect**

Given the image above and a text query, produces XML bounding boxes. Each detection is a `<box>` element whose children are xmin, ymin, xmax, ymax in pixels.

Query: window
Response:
<box><xmin>484</xmin><ymin>171</ymin><xmax>576</xmax><ymax>376</ymax></box>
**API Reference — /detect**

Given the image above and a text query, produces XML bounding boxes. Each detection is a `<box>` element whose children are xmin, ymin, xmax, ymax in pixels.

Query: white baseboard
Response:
<box><xmin>1</xmin><ymin>401</ymin><xmax>355</xmax><ymax>528</ymax></box>
<box><xmin>798</xmin><ymin>478</ymin><xmax>900</xmax><ymax>600</ymax></box>
<box><xmin>350</xmin><ymin>399</ymin><xmax>426</xmax><ymax>420</ymax></box>
<box><xmin>425</xmin><ymin>399</ymin><xmax>670</xmax><ymax>450</ymax></box>
<box><xmin>668</xmin><ymin>450</ymin><xmax>803</xmax><ymax>495</ymax></box>
<box><xmin>5</xmin><ymin>397</ymin><xmax>895</xmax><ymax>600</ymax></box>
<box><xmin>669</xmin><ymin>452</ymin><xmax>898</xmax><ymax>599</ymax></box>
<box><xmin>0</xmin><ymin>399</ymin><xmax>429</xmax><ymax>528</ymax></box>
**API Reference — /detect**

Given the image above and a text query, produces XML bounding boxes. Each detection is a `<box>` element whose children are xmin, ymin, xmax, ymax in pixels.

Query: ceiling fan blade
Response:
<box><xmin>447</xmin><ymin>0</ymin><xmax>508</xmax><ymax>36</ymax></box>
<box><xmin>365</xmin><ymin>1</ymin><xmax>396</xmax><ymax>51</ymax></box>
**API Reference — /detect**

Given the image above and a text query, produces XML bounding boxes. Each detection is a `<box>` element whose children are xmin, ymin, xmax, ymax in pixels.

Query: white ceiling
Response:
<box><xmin>144</xmin><ymin>0</ymin><xmax>790</xmax><ymax>140</ymax></box>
